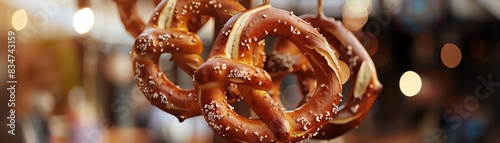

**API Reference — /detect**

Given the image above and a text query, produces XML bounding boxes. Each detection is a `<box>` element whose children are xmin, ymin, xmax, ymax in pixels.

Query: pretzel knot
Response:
<box><xmin>195</xmin><ymin>4</ymin><xmax>343</xmax><ymax>142</ymax></box>
<box><xmin>131</xmin><ymin>0</ymin><xmax>249</xmax><ymax>121</ymax></box>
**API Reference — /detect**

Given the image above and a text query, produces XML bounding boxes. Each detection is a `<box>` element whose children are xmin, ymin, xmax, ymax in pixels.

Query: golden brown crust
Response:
<box><xmin>195</xmin><ymin>5</ymin><xmax>342</xmax><ymax>142</ymax></box>
<box><xmin>130</xmin><ymin>0</ymin><xmax>248</xmax><ymax>121</ymax></box>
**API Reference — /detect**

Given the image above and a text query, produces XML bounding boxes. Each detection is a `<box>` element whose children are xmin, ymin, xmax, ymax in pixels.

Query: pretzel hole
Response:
<box><xmin>176</xmin><ymin>66</ymin><xmax>195</xmax><ymax>89</ymax></box>
<box><xmin>159</xmin><ymin>53</ymin><xmax>175</xmax><ymax>73</ymax></box>
<box><xmin>279</xmin><ymin>75</ymin><xmax>303</xmax><ymax>110</ymax></box>
<box><xmin>339</xmin><ymin>76</ymin><xmax>352</xmax><ymax>107</ymax></box>
<box><xmin>263</xmin><ymin>37</ymin><xmax>279</xmax><ymax>52</ymax></box>
<box><xmin>159</xmin><ymin>53</ymin><xmax>189</xmax><ymax>86</ymax></box>
<box><xmin>195</xmin><ymin>18</ymin><xmax>215</xmax><ymax>45</ymax></box>
<box><xmin>232</xmin><ymin>97</ymin><xmax>254</xmax><ymax>119</ymax></box>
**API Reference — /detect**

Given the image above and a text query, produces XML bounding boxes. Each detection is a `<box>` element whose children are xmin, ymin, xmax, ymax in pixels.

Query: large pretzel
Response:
<box><xmin>114</xmin><ymin>0</ymin><xmax>210</xmax><ymax>37</ymax></box>
<box><xmin>194</xmin><ymin>3</ymin><xmax>343</xmax><ymax>142</ymax></box>
<box><xmin>130</xmin><ymin>0</ymin><xmax>260</xmax><ymax>121</ymax></box>
<box><xmin>265</xmin><ymin>0</ymin><xmax>383</xmax><ymax>139</ymax></box>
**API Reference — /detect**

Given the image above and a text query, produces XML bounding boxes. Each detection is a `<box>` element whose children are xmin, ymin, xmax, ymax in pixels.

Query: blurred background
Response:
<box><xmin>1</xmin><ymin>0</ymin><xmax>499</xmax><ymax>142</ymax></box>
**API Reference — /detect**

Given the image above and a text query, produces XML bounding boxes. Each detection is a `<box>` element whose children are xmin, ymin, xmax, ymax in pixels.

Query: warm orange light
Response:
<box><xmin>441</xmin><ymin>43</ymin><xmax>461</xmax><ymax>68</ymax></box>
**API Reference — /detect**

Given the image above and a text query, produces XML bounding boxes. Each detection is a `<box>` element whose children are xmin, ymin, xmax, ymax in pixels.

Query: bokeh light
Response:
<box><xmin>342</xmin><ymin>0</ymin><xmax>371</xmax><ymax>31</ymax></box>
<box><xmin>441</xmin><ymin>43</ymin><xmax>462</xmax><ymax>68</ymax></box>
<box><xmin>11</xmin><ymin>9</ymin><xmax>28</xmax><ymax>31</ymax></box>
<box><xmin>338</xmin><ymin>60</ymin><xmax>350</xmax><ymax>84</ymax></box>
<box><xmin>73</xmin><ymin>8</ymin><xmax>94</xmax><ymax>34</ymax></box>
<box><xmin>399</xmin><ymin>71</ymin><xmax>422</xmax><ymax>97</ymax></box>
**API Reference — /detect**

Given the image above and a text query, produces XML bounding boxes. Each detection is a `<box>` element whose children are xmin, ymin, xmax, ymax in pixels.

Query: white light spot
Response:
<box><xmin>11</xmin><ymin>9</ymin><xmax>28</xmax><ymax>31</ymax></box>
<box><xmin>73</xmin><ymin>8</ymin><xmax>94</xmax><ymax>34</ymax></box>
<box><xmin>399</xmin><ymin>71</ymin><xmax>422</xmax><ymax>97</ymax></box>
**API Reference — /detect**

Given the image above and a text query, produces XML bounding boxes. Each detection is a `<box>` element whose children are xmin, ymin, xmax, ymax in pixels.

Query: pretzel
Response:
<box><xmin>114</xmin><ymin>0</ymin><xmax>210</xmax><ymax>37</ymax></box>
<box><xmin>130</xmin><ymin>0</ymin><xmax>252</xmax><ymax>121</ymax></box>
<box><xmin>265</xmin><ymin>0</ymin><xmax>383</xmax><ymax>139</ymax></box>
<box><xmin>194</xmin><ymin>3</ymin><xmax>343</xmax><ymax>142</ymax></box>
